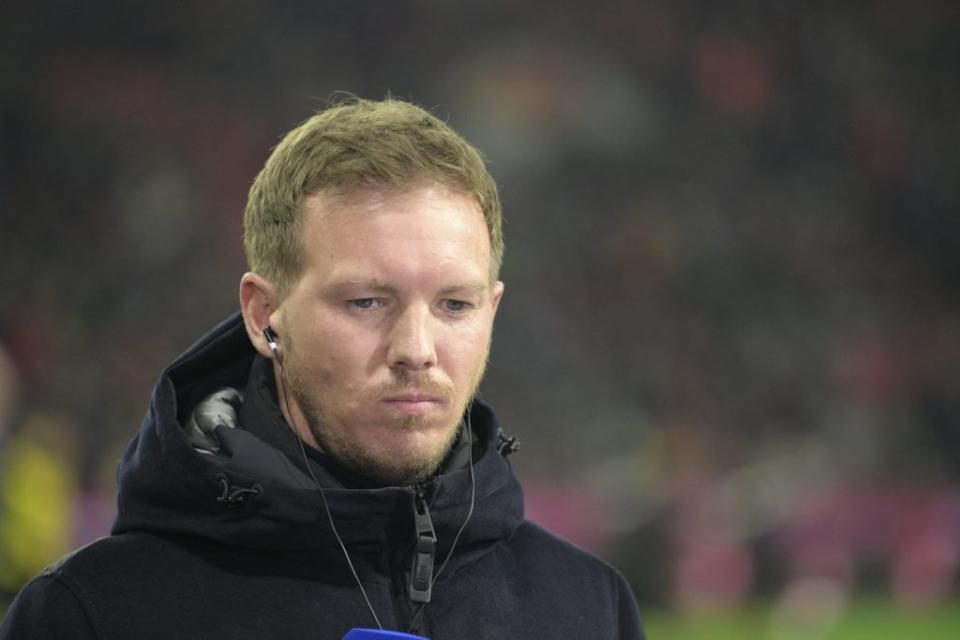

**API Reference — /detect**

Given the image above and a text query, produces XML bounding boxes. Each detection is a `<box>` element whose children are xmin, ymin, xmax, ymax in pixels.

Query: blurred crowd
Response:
<box><xmin>2</xmin><ymin>0</ymin><xmax>959</xmax><ymax>621</ymax></box>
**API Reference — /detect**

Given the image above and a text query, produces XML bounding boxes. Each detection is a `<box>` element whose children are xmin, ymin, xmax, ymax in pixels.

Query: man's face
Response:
<box><xmin>273</xmin><ymin>183</ymin><xmax>503</xmax><ymax>486</ymax></box>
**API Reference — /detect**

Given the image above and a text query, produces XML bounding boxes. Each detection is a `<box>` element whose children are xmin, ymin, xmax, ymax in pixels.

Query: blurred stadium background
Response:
<box><xmin>2</xmin><ymin>1</ymin><xmax>959</xmax><ymax>636</ymax></box>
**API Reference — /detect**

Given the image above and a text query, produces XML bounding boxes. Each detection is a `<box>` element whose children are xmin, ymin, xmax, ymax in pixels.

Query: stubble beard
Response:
<box><xmin>281</xmin><ymin>342</ymin><xmax>489</xmax><ymax>487</ymax></box>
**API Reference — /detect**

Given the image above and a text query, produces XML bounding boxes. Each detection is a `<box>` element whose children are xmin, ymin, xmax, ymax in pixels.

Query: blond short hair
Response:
<box><xmin>243</xmin><ymin>97</ymin><xmax>503</xmax><ymax>297</ymax></box>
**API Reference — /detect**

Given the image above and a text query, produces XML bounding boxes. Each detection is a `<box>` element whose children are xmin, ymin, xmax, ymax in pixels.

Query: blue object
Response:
<box><xmin>342</xmin><ymin>629</ymin><xmax>430</xmax><ymax>640</ymax></box>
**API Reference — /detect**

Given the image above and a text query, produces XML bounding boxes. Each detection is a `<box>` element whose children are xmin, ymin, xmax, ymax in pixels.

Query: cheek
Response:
<box><xmin>302</xmin><ymin>320</ymin><xmax>381</xmax><ymax>378</ymax></box>
<box><xmin>443</xmin><ymin>323</ymin><xmax>493</xmax><ymax>378</ymax></box>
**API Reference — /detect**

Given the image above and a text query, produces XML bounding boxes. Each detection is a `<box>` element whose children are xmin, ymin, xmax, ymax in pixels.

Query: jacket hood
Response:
<box><xmin>111</xmin><ymin>312</ymin><xmax>524</xmax><ymax>557</ymax></box>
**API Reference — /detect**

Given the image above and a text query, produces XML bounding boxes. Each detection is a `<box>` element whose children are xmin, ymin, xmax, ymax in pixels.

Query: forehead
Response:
<box><xmin>299</xmin><ymin>183</ymin><xmax>491</xmax><ymax>281</ymax></box>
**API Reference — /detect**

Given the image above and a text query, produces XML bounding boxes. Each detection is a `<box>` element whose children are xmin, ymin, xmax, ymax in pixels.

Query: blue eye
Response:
<box><xmin>443</xmin><ymin>299</ymin><xmax>470</xmax><ymax>313</ymax></box>
<box><xmin>350</xmin><ymin>298</ymin><xmax>377</xmax><ymax>310</ymax></box>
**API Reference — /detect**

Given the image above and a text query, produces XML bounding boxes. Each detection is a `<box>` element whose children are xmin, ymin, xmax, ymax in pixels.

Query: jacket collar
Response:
<box><xmin>112</xmin><ymin>312</ymin><xmax>524</xmax><ymax>562</ymax></box>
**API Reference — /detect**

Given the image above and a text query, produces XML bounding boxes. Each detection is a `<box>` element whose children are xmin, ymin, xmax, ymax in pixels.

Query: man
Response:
<box><xmin>1</xmin><ymin>98</ymin><xmax>643</xmax><ymax>638</ymax></box>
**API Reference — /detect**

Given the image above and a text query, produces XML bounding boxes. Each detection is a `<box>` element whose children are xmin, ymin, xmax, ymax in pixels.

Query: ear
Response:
<box><xmin>239</xmin><ymin>272</ymin><xmax>281</xmax><ymax>359</ymax></box>
<box><xmin>491</xmin><ymin>280</ymin><xmax>505</xmax><ymax>316</ymax></box>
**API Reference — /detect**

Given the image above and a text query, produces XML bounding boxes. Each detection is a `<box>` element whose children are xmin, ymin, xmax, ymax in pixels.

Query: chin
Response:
<box><xmin>309</xmin><ymin>411</ymin><xmax>462</xmax><ymax>485</ymax></box>
<box><xmin>357</xmin><ymin>450</ymin><xmax>443</xmax><ymax>487</ymax></box>
<box><xmin>377</xmin><ymin>432</ymin><xmax>448</xmax><ymax>464</ymax></box>
<box><xmin>362</xmin><ymin>430</ymin><xmax>458</xmax><ymax>485</ymax></box>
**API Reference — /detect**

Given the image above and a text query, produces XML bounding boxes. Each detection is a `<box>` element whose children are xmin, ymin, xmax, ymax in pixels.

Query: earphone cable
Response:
<box><xmin>277</xmin><ymin>368</ymin><xmax>385</xmax><ymax>631</ymax></box>
<box><xmin>407</xmin><ymin>402</ymin><xmax>477</xmax><ymax>632</ymax></box>
<box><xmin>272</xmin><ymin>334</ymin><xmax>476</xmax><ymax>634</ymax></box>
<box><xmin>433</xmin><ymin>405</ymin><xmax>476</xmax><ymax>583</ymax></box>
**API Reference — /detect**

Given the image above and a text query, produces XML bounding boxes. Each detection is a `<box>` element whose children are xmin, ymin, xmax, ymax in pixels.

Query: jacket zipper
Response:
<box><xmin>409</xmin><ymin>483</ymin><xmax>437</xmax><ymax>604</ymax></box>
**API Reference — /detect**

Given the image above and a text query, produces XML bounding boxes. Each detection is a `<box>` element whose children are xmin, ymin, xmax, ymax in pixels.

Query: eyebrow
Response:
<box><xmin>331</xmin><ymin>279</ymin><xmax>398</xmax><ymax>294</ymax></box>
<box><xmin>437</xmin><ymin>282</ymin><xmax>490</xmax><ymax>296</ymax></box>
<box><xmin>330</xmin><ymin>278</ymin><xmax>489</xmax><ymax>295</ymax></box>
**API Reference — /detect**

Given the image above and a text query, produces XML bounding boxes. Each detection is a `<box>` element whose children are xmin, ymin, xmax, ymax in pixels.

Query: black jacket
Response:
<box><xmin>1</xmin><ymin>313</ymin><xmax>643</xmax><ymax>639</ymax></box>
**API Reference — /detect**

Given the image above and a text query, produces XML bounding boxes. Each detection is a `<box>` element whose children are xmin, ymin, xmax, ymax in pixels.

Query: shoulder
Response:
<box><xmin>512</xmin><ymin>519</ymin><xmax>620</xmax><ymax>573</ymax></box>
<box><xmin>518</xmin><ymin>520</ymin><xmax>645</xmax><ymax>636</ymax></box>
<box><xmin>1</xmin><ymin>532</ymin><xmax>183</xmax><ymax>639</ymax></box>
<box><xmin>484</xmin><ymin>520</ymin><xmax>646</xmax><ymax>638</ymax></box>
<box><xmin>493</xmin><ymin>519</ymin><xmax>633</xmax><ymax>596</ymax></box>
<box><xmin>1</xmin><ymin>565</ymin><xmax>99</xmax><ymax>638</ymax></box>
<box><xmin>49</xmin><ymin>531</ymin><xmax>172</xmax><ymax>572</ymax></box>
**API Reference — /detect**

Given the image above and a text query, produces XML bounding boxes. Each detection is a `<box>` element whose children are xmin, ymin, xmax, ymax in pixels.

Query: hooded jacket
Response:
<box><xmin>1</xmin><ymin>313</ymin><xmax>643</xmax><ymax>639</ymax></box>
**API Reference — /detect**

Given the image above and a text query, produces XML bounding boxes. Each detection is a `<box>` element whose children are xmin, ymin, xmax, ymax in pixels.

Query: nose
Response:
<box><xmin>386</xmin><ymin>304</ymin><xmax>437</xmax><ymax>373</ymax></box>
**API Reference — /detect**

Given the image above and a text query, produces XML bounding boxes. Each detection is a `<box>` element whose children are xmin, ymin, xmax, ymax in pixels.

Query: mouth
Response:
<box><xmin>381</xmin><ymin>393</ymin><xmax>445</xmax><ymax>416</ymax></box>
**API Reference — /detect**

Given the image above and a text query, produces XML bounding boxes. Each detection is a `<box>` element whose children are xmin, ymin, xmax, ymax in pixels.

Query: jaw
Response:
<box><xmin>310</xmin><ymin>415</ymin><xmax>464</xmax><ymax>487</ymax></box>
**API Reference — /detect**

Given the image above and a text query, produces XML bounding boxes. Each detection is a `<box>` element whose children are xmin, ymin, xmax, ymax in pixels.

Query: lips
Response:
<box><xmin>381</xmin><ymin>393</ymin><xmax>445</xmax><ymax>415</ymax></box>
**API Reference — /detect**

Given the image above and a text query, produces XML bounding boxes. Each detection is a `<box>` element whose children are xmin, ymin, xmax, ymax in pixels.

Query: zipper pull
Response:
<box><xmin>409</xmin><ymin>488</ymin><xmax>436</xmax><ymax>604</ymax></box>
